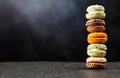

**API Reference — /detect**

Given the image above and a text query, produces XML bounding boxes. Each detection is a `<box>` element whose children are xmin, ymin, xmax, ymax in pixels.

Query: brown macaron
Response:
<box><xmin>86</xmin><ymin>19</ymin><xmax>105</xmax><ymax>32</ymax></box>
<box><xmin>86</xmin><ymin>57</ymin><xmax>107</xmax><ymax>69</ymax></box>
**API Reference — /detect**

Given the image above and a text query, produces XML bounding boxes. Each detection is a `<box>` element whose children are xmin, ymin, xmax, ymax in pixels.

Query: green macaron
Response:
<box><xmin>87</xmin><ymin>44</ymin><xmax>107</xmax><ymax>50</ymax></box>
<box><xmin>87</xmin><ymin>44</ymin><xmax>107</xmax><ymax>57</ymax></box>
<box><xmin>87</xmin><ymin>49</ymin><xmax>106</xmax><ymax>57</ymax></box>
<box><xmin>86</xmin><ymin>4</ymin><xmax>106</xmax><ymax>19</ymax></box>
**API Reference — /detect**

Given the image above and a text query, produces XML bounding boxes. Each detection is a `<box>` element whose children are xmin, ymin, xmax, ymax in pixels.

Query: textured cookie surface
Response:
<box><xmin>86</xmin><ymin>19</ymin><xmax>105</xmax><ymax>26</ymax></box>
<box><xmin>87</xmin><ymin>44</ymin><xmax>107</xmax><ymax>50</ymax></box>
<box><xmin>86</xmin><ymin>12</ymin><xmax>106</xmax><ymax>19</ymax></box>
<box><xmin>87</xmin><ymin>32</ymin><xmax>108</xmax><ymax>44</ymax></box>
<box><xmin>86</xmin><ymin>62</ymin><xmax>106</xmax><ymax>69</ymax></box>
<box><xmin>87</xmin><ymin>26</ymin><xmax>105</xmax><ymax>32</ymax></box>
<box><xmin>86</xmin><ymin>5</ymin><xmax>105</xmax><ymax>12</ymax></box>
<box><xmin>86</xmin><ymin>57</ymin><xmax>107</xmax><ymax>63</ymax></box>
<box><xmin>87</xmin><ymin>50</ymin><xmax>106</xmax><ymax>57</ymax></box>
<box><xmin>86</xmin><ymin>5</ymin><xmax>106</xmax><ymax>19</ymax></box>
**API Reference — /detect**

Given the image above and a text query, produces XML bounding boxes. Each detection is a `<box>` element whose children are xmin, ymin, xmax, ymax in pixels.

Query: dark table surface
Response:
<box><xmin>0</xmin><ymin>62</ymin><xmax>120</xmax><ymax>78</ymax></box>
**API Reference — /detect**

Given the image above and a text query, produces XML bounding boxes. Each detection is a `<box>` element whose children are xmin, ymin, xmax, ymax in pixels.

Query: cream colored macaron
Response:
<box><xmin>86</xmin><ymin>57</ymin><xmax>107</xmax><ymax>68</ymax></box>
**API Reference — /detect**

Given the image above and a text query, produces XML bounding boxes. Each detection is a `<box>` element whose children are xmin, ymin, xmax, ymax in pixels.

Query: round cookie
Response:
<box><xmin>87</xmin><ymin>44</ymin><xmax>107</xmax><ymax>51</ymax></box>
<box><xmin>86</xmin><ymin>5</ymin><xmax>105</xmax><ymax>12</ymax></box>
<box><xmin>87</xmin><ymin>32</ymin><xmax>108</xmax><ymax>44</ymax></box>
<box><xmin>86</xmin><ymin>11</ymin><xmax>106</xmax><ymax>19</ymax></box>
<box><xmin>86</xmin><ymin>57</ymin><xmax>107</xmax><ymax>69</ymax></box>
<box><xmin>86</xmin><ymin>5</ymin><xmax>106</xmax><ymax>19</ymax></box>
<box><xmin>86</xmin><ymin>19</ymin><xmax>105</xmax><ymax>27</ymax></box>
<box><xmin>86</xmin><ymin>63</ymin><xmax>106</xmax><ymax>69</ymax></box>
<box><xmin>87</xmin><ymin>44</ymin><xmax>107</xmax><ymax>57</ymax></box>
<box><xmin>87</xmin><ymin>49</ymin><xmax>106</xmax><ymax>57</ymax></box>
<box><xmin>86</xmin><ymin>57</ymin><xmax>107</xmax><ymax>63</ymax></box>
<box><xmin>86</xmin><ymin>19</ymin><xmax>106</xmax><ymax>32</ymax></box>
<box><xmin>87</xmin><ymin>26</ymin><xmax>105</xmax><ymax>32</ymax></box>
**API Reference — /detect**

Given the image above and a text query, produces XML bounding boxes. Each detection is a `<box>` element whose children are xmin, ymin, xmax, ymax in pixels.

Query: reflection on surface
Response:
<box><xmin>84</xmin><ymin>70</ymin><xmax>106</xmax><ymax>78</ymax></box>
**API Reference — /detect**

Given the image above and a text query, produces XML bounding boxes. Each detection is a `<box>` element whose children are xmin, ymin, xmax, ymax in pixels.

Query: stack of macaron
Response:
<box><xmin>85</xmin><ymin>5</ymin><xmax>108</xmax><ymax>69</ymax></box>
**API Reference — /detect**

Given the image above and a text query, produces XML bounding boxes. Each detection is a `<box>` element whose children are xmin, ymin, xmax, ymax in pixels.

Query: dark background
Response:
<box><xmin>0</xmin><ymin>0</ymin><xmax>119</xmax><ymax>62</ymax></box>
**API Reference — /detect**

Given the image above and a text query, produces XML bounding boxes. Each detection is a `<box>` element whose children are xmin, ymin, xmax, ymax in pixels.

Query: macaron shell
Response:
<box><xmin>88</xmin><ymin>32</ymin><xmax>108</xmax><ymax>38</ymax></box>
<box><xmin>87</xmin><ymin>50</ymin><xmax>106</xmax><ymax>57</ymax></box>
<box><xmin>86</xmin><ymin>12</ymin><xmax>106</xmax><ymax>19</ymax></box>
<box><xmin>86</xmin><ymin>63</ymin><xmax>106</xmax><ymax>69</ymax></box>
<box><xmin>86</xmin><ymin>57</ymin><xmax>107</xmax><ymax>63</ymax></box>
<box><xmin>86</xmin><ymin>5</ymin><xmax>105</xmax><ymax>12</ymax></box>
<box><xmin>86</xmin><ymin>19</ymin><xmax>105</xmax><ymax>27</ymax></box>
<box><xmin>88</xmin><ymin>38</ymin><xmax>107</xmax><ymax>44</ymax></box>
<box><xmin>87</xmin><ymin>26</ymin><xmax>105</xmax><ymax>32</ymax></box>
<box><xmin>87</xmin><ymin>44</ymin><xmax>107</xmax><ymax>51</ymax></box>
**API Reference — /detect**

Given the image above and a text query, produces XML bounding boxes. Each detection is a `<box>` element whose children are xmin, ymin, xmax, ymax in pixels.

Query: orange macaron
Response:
<box><xmin>87</xmin><ymin>32</ymin><xmax>108</xmax><ymax>44</ymax></box>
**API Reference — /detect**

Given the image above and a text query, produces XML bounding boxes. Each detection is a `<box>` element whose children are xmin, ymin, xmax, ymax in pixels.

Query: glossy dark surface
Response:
<box><xmin>0</xmin><ymin>62</ymin><xmax>120</xmax><ymax>78</ymax></box>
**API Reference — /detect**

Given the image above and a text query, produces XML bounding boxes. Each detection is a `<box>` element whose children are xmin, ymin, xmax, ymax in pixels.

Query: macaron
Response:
<box><xmin>86</xmin><ymin>11</ymin><xmax>106</xmax><ymax>19</ymax></box>
<box><xmin>87</xmin><ymin>32</ymin><xmax>108</xmax><ymax>44</ymax></box>
<box><xmin>86</xmin><ymin>19</ymin><xmax>105</xmax><ymax>26</ymax></box>
<box><xmin>86</xmin><ymin>19</ymin><xmax>105</xmax><ymax>32</ymax></box>
<box><xmin>86</xmin><ymin>5</ymin><xmax>106</xmax><ymax>19</ymax></box>
<box><xmin>86</xmin><ymin>57</ymin><xmax>107</xmax><ymax>69</ymax></box>
<box><xmin>87</xmin><ymin>44</ymin><xmax>107</xmax><ymax>57</ymax></box>
<box><xmin>86</xmin><ymin>5</ymin><xmax>105</xmax><ymax>12</ymax></box>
